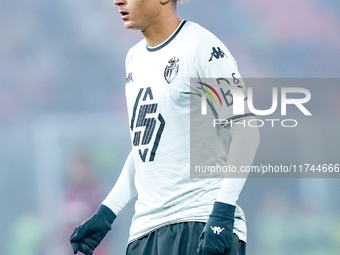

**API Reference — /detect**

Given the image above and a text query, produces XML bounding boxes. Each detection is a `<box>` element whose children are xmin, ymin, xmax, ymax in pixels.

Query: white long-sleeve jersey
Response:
<box><xmin>103</xmin><ymin>20</ymin><xmax>259</xmax><ymax>244</ymax></box>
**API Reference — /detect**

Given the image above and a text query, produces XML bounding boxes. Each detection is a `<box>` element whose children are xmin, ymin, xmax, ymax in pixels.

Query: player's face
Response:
<box><xmin>114</xmin><ymin>0</ymin><xmax>162</xmax><ymax>31</ymax></box>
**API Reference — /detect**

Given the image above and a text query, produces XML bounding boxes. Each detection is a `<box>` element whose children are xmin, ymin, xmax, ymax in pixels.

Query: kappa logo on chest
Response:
<box><xmin>164</xmin><ymin>57</ymin><xmax>179</xmax><ymax>84</ymax></box>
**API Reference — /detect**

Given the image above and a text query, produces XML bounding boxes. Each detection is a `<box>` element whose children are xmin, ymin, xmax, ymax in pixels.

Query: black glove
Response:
<box><xmin>70</xmin><ymin>205</ymin><xmax>116</xmax><ymax>255</ymax></box>
<box><xmin>197</xmin><ymin>202</ymin><xmax>235</xmax><ymax>255</ymax></box>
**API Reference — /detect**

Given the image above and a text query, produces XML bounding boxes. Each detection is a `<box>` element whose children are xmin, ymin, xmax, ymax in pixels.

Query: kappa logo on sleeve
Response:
<box><xmin>208</xmin><ymin>47</ymin><xmax>227</xmax><ymax>62</ymax></box>
<box><xmin>126</xmin><ymin>72</ymin><xmax>133</xmax><ymax>84</ymax></box>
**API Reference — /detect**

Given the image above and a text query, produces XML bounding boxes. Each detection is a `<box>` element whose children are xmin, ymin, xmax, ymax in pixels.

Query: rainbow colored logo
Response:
<box><xmin>197</xmin><ymin>82</ymin><xmax>223</xmax><ymax>106</ymax></box>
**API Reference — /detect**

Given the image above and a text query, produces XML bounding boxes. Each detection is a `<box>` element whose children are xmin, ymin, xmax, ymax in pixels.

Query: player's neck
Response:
<box><xmin>142</xmin><ymin>13</ymin><xmax>181</xmax><ymax>47</ymax></box>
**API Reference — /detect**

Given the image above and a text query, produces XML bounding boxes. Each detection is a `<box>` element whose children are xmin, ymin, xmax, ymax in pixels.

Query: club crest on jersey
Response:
<box><xmin>164</xmin><ymin>57</ymin><xmax>179</xmax><ymax>84</ymax></box>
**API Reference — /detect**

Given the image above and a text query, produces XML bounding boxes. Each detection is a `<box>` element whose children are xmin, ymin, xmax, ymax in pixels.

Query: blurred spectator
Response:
<box><xmin>59</xmin><ymin>153</ymin><xmax>108</xmax><ymax>255</ymax></box>
<box><xmin>8</xmin><ymin>207</ymin><xmax>45</xmax><ymax>255</ymax></box>
<box><xmin>253</xmin><ymin>192</ymin><xmax>293</xmax><ymax>255</ymax></box>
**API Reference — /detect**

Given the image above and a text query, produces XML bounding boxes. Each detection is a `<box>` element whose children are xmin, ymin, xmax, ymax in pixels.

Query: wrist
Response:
<box><xmin>97</xmin><ymin>204</ymin><xmax>116</xmax><ymax>224</ymax></box>
<box><xmin>210</xmin><ymin>201</ymin><xmax>236</xmax><ymax>219</ymax></box>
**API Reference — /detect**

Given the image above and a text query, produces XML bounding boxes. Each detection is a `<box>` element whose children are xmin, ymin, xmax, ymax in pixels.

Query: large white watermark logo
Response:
<box><xmin>198</xmin><ymin>79</ymin><xmax>312</xmax><ymax>128</ymax></box>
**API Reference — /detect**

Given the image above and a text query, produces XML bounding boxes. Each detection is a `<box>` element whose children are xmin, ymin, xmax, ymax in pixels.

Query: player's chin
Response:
<box><xmin>123</xmin><ymin>21</ymin><xmax>144</xmax><ymax>31</ymax></box>
<box><xmin>123</xmin><ymin>21</ymin><xmax>136</xmax><ymax>30</ymax></box>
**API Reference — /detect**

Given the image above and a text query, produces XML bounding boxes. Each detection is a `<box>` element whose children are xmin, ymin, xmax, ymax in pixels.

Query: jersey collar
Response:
<box><xmin>146</xmin><ymin>20</ymin><xmax>187</xmax><ymax>52</ymax></box>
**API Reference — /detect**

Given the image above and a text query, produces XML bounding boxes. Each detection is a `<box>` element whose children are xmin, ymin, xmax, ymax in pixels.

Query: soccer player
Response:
<box><xmin>70</xmin><ymin>0</ymin><xmax>260</xmax><ymax>254</ymax></box>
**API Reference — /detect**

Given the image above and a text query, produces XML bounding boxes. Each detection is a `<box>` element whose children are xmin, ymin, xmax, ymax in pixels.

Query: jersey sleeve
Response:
<box><xmin>193</xmin><ymin>35</ymin><xmax>253</xmax><ymax>122</ymax></box>
<box><xmin>102</xmin><ymin>151</ymin><xmax>137</xmax><ymax>215</ymax></box>
<box><xmin>216</xmin><ymin>121</ymin><xmax>260</xmax><ymax>204</ymax></box>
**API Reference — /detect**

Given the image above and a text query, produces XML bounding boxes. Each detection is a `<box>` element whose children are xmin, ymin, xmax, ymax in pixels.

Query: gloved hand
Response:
<box><xmin>70</xmin><ymin>205</ymin><xmax>116</xmax><ymax>255</ymax></box>
<box><xmin>197</xmin><ymin>201</ymin><xmax>235</xmax><ymax>255</ymax></box>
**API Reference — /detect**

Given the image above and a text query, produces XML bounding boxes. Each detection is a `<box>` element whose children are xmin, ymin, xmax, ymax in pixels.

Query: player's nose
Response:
<box><xmin>114</xmin><ymin>0</ymin><xmax>126</xmax><ymax>6</ymax></box>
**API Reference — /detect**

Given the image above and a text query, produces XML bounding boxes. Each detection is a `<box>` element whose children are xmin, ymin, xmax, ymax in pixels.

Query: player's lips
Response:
<box><xmin>119</xmin><ymin>10</ymin><xmax>129</xmax><ymax>20</ymax></box>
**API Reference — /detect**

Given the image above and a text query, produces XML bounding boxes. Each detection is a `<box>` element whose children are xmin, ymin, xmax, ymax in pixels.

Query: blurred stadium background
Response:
<box><xmin>1</xmin><ymin>0</ymin><xmax>340</xmax><ymax>254</ymax></box>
